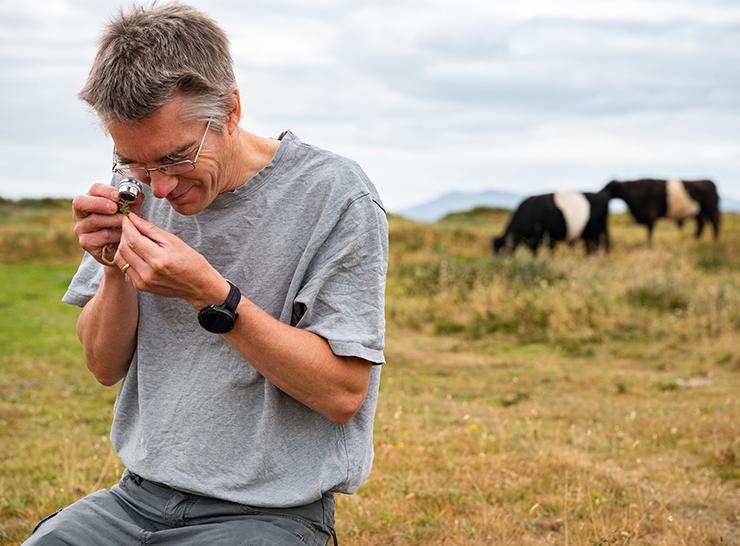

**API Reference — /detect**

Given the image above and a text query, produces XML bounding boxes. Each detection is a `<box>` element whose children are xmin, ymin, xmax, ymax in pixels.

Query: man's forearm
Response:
<box><xmin>77</xmin><ymin>268</ymin><xmax>139</xmax><ymax>386</ymax></box>
<box><xmin>223</xmin><ymin>297</ymin><xmax>372</xmax><ymax>425</ymax></box>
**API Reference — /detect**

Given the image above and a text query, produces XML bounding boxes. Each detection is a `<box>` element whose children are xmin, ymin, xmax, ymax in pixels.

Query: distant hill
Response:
<box><xmin>395</xmin><ymin>188</ymin><xmax>740</xmax><ymax>221</ymax></box>
<box><xmin>397</xmin><ymin>189</ymin><xmax>523</xmax><ymax>221</ymax></box>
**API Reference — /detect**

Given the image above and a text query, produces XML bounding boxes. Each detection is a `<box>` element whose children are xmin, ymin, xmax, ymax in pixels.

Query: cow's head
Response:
<box><xmin>492</xmin><ymin>235</ymin><xmax>510</xmax><ymax>254</ymax></box>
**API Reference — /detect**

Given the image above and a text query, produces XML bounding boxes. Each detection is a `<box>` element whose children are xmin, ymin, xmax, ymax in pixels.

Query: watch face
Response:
<box><xmin>198</xmin><ymin>307</ymin><xmax>236</xmax><ymax>334</ymax></box>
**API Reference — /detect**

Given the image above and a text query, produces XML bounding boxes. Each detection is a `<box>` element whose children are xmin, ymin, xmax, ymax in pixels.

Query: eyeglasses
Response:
<box><xmin>112</xmin><ymin>119</ymin><xmax>212</xmax><ymax>182</ymax></box>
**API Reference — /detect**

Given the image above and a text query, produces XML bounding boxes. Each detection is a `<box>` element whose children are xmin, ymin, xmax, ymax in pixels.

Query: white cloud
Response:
<box><xmin>0</xmin><ymin>0</ymin><xmax>739</xmax><ymax>209</ymax></box>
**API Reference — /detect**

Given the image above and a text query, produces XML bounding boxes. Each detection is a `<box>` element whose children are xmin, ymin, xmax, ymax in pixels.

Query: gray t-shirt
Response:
<box><xmin>62</xmin><ymin>131</ymin><xmax>388</xmax><ymax>508</ymax></box>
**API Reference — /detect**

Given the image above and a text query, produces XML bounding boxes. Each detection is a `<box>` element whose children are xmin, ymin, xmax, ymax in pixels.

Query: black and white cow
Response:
<box><xmin>603</xmin><ymin>178</ymin><xmax>720</xmax><ymax>241</ymax></box>
<box><xmin>492</xmin><ymin>190</ymin><xmax>611</xmax><ymax>255</ymax></box>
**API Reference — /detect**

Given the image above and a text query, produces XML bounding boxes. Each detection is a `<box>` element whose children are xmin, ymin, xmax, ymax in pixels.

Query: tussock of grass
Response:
<box><xmin>626</xmin><ymin>282</ymin><xmax>690</xmax><ymax>312</ymax></box>
<box><xmin>693</xmin><ymin>240</ymin><xmax>737</xmax><ymax>272</ymax></box>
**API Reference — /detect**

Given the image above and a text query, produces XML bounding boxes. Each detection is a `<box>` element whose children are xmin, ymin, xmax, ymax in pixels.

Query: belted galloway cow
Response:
<box><xmin>492</xmin><ymin>190</ymin><xmax>611</xmax><ymax>255</ymax></box>
<box><xmin>603</xmin><ymin>178</ymin><xmax>720</xmax><ymax>241</ymax></box>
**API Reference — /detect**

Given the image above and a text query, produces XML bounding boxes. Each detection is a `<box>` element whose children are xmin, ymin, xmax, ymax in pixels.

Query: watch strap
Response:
<box><xmin>223</xmin><ymin>280</ymin><xmax>241</xmax><ymax>313</ymax></box>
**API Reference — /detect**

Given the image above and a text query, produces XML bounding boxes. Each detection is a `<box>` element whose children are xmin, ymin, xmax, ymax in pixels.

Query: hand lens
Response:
<box><xmin>118</xmin><ymin>178</ymin><xmax>142</xmax><ymax>204</ymax></box>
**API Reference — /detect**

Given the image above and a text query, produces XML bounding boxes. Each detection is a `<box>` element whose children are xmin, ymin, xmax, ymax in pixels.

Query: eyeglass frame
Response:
<box><xmin>111</xmin><ymin>119</ymin><xmax>212</xmax><ymax>182</ymax></box>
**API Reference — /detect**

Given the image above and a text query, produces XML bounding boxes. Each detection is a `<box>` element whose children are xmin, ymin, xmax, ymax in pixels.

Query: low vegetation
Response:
<box><xmin>1</xmin><ymin>201</ymin><xmax>738</xmax><ymax>545</ymax></box>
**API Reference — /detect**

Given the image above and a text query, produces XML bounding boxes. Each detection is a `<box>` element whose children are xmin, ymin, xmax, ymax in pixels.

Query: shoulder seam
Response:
<box><xmin>345</xmin><ymin>193</ymin><xmax>387</xmax><ymax>215</ymax></box>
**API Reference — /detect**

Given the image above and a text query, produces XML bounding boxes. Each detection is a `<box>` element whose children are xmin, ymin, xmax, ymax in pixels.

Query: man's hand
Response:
<box><xmin>115</xmin><ymin>213</ymin><xmax>228</xmax><ymax>308</ymax></box>
<box><xmin>72</xmin><ymin>183</ymin><xmax>144</xmax><ymax>266</ymax></box>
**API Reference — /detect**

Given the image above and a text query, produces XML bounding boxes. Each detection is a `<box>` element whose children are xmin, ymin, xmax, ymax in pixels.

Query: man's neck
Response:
<box><xmin>221</xmin><ymin>128</ymin><xmax>281</xmax><ymax>193</ymax></box>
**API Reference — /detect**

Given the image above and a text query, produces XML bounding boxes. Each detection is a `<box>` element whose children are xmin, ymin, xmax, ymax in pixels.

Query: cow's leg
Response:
<box><xmin>528</xmin><ymin>238</ymin><xmax>541</xmax><ymax>256</ymax></box>
<box><xmin>694</xmin><ymin>216</ymin><xmax>705</xmax><ymax>239</ymax></box>
<box><xmin>646</xmin><ymin>222</ymin><xmax>654</xmax><ymax>245</ymax></box>
<box><xmin>584</xmin><ymin>239</ymin><xmax>593</xmax><ymax>255</ymax></box>
<box><xmin>586</xmin><ymin>238</ymin><xmax>600</xmax><ymax>255</ymax></box>
<box><xmin>710</xmin><ymin>211</ymin><xmax>721</xmax><ymax>241</ymax></box>
<box><xmin>593</xmin><ymin>239</ymin><xmax>600</xmax><ymax>254</ymax></box>
<box><xmin>602</xmin><ymin>229</ymin><xmax>611</xmax><ymax>254</ymax></box>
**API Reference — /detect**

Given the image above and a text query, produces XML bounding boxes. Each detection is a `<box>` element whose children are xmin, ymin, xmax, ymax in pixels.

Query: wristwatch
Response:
<box><xmin>197</xmin><ymin>280</ymin><xmax>241</xmax><ymax>333</ymax></box>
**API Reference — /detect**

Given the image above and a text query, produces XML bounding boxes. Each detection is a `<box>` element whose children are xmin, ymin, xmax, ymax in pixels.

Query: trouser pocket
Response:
<box><xmin>239</xmin><ymin>505</ymin><xmax>331</xmax><ymax>546</ymax></box>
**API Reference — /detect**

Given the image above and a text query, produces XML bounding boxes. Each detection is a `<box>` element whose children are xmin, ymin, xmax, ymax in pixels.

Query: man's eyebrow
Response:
<box><xmin>115</xmin><ymin>141</ymin><xmax>197</xmax><ymax>165</ymax></box>
<box><xmin>158</xmin><ymin>141</ymin><xmax>197</xmax><ymax>162</ymax></box>
<box><xmin>114</xmin><ymin>151</ymin><xmax>136</xmax><ymax>165</ymax></box>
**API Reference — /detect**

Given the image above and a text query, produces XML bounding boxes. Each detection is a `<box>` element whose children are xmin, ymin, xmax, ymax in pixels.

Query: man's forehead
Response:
<box><xmin>110</xmin><ymin>96</ymin><xmax>199</xmax><ymax>162</ymax></box>
<box><xmin>111</xmin><ymin>123</ymin><xmax>198</xmax><ymax>164</ymax></box>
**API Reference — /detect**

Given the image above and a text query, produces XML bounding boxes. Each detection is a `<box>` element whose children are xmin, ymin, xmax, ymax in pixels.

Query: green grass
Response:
<box><xmin>0</xmin><ymin>262</ymin><xmax>122</xmax><ymax>543</ymax></box>
<box><xmin>1</xmin><ymin>201</ymin><xmax>738</xmax><ymax>545</ymax></box>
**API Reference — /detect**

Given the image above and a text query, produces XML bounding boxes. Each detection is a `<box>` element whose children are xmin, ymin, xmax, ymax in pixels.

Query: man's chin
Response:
<box><xmin>167</xmin><ymin>189</ymin><xmax>202</xmax><ymax>215</ymax></box>
<box><xmin>169</xmin><ymin>201</ymin><xmax>201</xmax><ymax>215</ymax></box>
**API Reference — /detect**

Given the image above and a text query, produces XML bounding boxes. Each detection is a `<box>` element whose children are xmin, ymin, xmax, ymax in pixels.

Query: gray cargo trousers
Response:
<box><xmin>23</xmin><ymin>471</ymin><xmax>337</xmax><ymax>546</ymax></box>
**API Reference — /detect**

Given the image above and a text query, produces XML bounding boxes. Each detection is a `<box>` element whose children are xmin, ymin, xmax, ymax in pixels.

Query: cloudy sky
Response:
<box><xmin>1</xmin><ymin>0</ymin><xmax>739</xmax><ymax>211</ymax></box>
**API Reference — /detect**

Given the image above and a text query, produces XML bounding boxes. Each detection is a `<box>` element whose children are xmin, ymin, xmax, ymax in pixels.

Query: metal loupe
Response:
<box><xmin>118</xmin><ymin>178</ymin><xmax>142</xmax><ymax>204</ymax></box>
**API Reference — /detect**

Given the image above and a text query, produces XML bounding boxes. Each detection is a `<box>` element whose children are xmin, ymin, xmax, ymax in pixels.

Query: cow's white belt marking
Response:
<box><xmin>666</xmin><ymin>179</ymin><xmax>700</xmax><ymax>220</ymax></box>
<box><xmin>554</xmin><ymin>192</ymin><xmax>590</xmax><ymax>241</ymax></box>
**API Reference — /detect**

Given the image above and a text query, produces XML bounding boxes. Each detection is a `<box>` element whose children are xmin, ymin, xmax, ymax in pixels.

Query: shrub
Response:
<box><xmin>494</xmin><ymin>255</ymin><xmax>566</xmax><ymax>287</ymax></box>
<box><xmin>626</xmin><ymin>282</ymin><xmax>690</xmax><ymax>312</ymax></box>
<box><xmin>693</xmin><ymin>241</ymin><xmax>733</xmax><ymax>272</ymax></box>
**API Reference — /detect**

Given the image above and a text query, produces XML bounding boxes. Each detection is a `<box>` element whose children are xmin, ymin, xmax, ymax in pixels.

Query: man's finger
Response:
<box><xmin>127</xmin><ymin>213</ymin><xmax>170</xmax><ymax>245</ymax></box>
<box><xmin>73</xmin><ymin>194</ymin><xmax>119</xmax><ymax>221</ymax></box>
<box><xmin>78</xmin><ymin>229</ymin><xmax>122</xmax><ymax>253</ymax></box>
<box><xmin>121</xmin><ymin>215</ymin><xmax>164</xmax><ymax>260</ymax></box>
<box><xmin>89</xmin><ymin>183</ymin><xmax>120</xmax><ymax>200</ymax></box>
<box><xmin>114</xmin><ymin>247</ymin><xmax>145</xmax><ymax>287</ymax></box>
<box><xmin>74</xmin><ymin>213</ymin><xmax>122</xmax><ymax>236</ymax></box>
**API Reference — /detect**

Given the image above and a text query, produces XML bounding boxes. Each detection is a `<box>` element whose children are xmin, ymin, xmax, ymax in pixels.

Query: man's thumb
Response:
<box><xmin>127</xmin><ymin>213</ymin><xmax>168</xmax><ymax>244</ymax></box>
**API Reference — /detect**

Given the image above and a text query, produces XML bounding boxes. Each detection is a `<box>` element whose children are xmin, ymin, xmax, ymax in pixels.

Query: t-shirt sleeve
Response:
<box><xmin>293</xmin><ymin>194</ymin><xmax>388</xmax><ymax>364</ymax></box>
<box><xmin>62</xmin><ymin>251</ymin><xmax>104</xmax><ymax>307</ymax></box>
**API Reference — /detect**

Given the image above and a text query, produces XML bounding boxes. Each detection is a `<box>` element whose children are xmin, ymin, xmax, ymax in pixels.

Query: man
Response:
<box><xmin>24</xmin><ymin>3</ymin><xmax>387</xmax><ymax>545</ymax></box>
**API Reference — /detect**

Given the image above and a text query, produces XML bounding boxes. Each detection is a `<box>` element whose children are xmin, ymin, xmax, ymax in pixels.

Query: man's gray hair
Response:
<box><xmin>80</xmin><ymin>2</ymin><xmax>236</xmax><ymax>131</ymax></box>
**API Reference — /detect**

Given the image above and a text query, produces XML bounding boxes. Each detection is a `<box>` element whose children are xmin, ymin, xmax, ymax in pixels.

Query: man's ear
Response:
<box><xmin>226</xmin><ymin>88</ymin><xmax>241</xmax><ymax>135</ymax></box>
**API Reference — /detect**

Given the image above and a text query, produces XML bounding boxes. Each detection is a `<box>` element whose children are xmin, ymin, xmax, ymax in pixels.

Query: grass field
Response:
<box><xmin>1</xmin><ymin>200</ymin><xmax>738</xmax><ymax>545</ymax></box>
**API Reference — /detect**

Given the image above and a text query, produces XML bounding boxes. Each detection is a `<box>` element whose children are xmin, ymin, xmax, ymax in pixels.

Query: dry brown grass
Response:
<box><xmin>1</xmin><ymin>202</ymin><xmax>738</xmax><ymax>545</ymax></box>
<box><xmin>336</xmin><ymin>209</ymin><xmax>739</xmax><ymax>544</ymax></box>
<box><xmin>339</xmin><ymin>330</ymin><xmax>738</xmax><ymax>545</ymax></box>
<box><xmin>0</xmin><ymin>200</ymin><xmax>81</xmax><ymax>263</ymax></box>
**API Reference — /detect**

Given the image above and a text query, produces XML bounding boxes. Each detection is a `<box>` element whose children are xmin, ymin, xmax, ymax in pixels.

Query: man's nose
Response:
<box><xmin>148</xmin><ymin>170</ymin><xmax>178</xmax><ymax>199</ymax></box>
